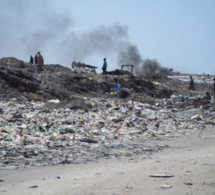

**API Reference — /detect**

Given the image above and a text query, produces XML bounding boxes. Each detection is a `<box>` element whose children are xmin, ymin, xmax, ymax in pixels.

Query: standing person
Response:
<box><xmin>102</xmin><ymin>58</ymin><xmax>107</xmax><ymax>77</ymax></box>
<box><xmin>37</xmin><ymin>51</ymin><xmax>44</xmax><ymax>74</ymax></box>
<box><xmin>34</xmin><ymin>54</ymin><xmax>38</xmax><ymax>65</ymax></box>
<box><xmin>29</xmin><ymin>55</ymin><xmax>34</xmax><ymax>64</ymax></box>
<box><xmin>189</xmin><ymin>76</ymin><xmax>196</xmax><ymax>91</ymax></box>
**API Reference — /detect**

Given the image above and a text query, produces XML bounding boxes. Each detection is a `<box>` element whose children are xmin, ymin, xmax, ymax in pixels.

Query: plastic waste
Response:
<box><xmin>114</xmin><ymin>83</ymin><xmax>122</xmax><ymax>92</ymax></box>
<box><xmin>191</xmin><ymin>114</ymin><xmax>204</xmax><ymax>121</ymax></box>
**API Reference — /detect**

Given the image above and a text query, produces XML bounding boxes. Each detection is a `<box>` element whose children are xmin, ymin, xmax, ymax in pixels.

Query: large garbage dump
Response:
<box><xmin>0</xmin><ymin>57</ymin><xmax>214</xmax><ymax>169</ymax></box>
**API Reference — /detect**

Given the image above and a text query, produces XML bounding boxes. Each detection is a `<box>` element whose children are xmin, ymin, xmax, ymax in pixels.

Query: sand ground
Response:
<box><xmin>0</xmin><ymin>127</ymin><xmax>215</xmax><ymax>195</ymax></box>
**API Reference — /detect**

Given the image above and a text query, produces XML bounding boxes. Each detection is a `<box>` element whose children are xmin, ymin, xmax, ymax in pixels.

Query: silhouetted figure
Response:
<box><xmin>30</xmin><ymin>55</ymin><xmax>34</xmax><ymax>64</ymax></box>
<box><xmin>37</xmin><ymin>51</ymin><xmax>44</xmax><ymax>74</ymax></box>
<box><xmin>102</xmin><ymin>58</ymin><xmax>107</xmax><ymax>77</ymax></box>
<box><xmin>34</xmin><ymin>54</ymin><xmax>38</xmax><ymax>65</ymax></box>
<box><xmin>189</xmin><ymin>76</ymin><xmax>196</xmax><ymax>91</ymax></box>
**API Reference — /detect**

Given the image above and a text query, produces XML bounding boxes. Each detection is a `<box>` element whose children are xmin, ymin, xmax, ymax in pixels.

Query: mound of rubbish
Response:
<box><xmin>0</xmin><ymin>57</ymin><xmax>176</xmax><ymax>102</ymax></box>
<box><xmin>0</xmin><ymin>57</ymin><xmax>214</xmax><ymax>169</ymax></box>
<box><xmin>0</xmin><ymin>95</ymin><xmax>214</xmax><ymax>169</ymax></box>
<box><xmin>0</xmin><ymin>57</ymin><xmax>213</xmax><ymax>103</ymax></box>
<box><xmin>105</xmin><ymin>69</ymin><xmax>132</xmax><ymax>75</ymax></box>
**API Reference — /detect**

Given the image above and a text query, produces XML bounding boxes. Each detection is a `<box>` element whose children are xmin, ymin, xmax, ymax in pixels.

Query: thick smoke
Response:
<box><xmin>24</xmin><ymin>11</ymin><xmax>73</xmax><ymax>54</ymax></box>
<box><xmin>0</xmin><ymin>0</ymin><xmax>141</xmax><ymax>67</ymax></box>
<box><xmin>0</xmin><ymin>0</ymin><xmax>171</xmax><ymax>75</ymax></box>
<box><xmin>136</xmin><ymin>59</ymin><xmax>173</xmax><ymax>76</ymax></box>
<box><xmin>0</xmin><ymin>0</ymin><xmax>74</xmax><ymax>62</ymax></box>
<box><xmin>140</xmin><ymin>59</ymin><xmax>161</xmax><ymax>74</ymax></box>
<box><xmin>117</xmin><ymin>44</ymin><xmax>142</xmax><ymax>66</ymax></box>
<box><xmin>58</xmin><ymin>23</ymin><xmax>129</xmax><ymax>63</ymax></box>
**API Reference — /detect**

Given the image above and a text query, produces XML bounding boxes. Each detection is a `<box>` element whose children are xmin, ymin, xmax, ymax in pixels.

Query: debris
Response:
<box><xmin>149</xmin><ymin>173</ymin><xmax>174</xmax><ymax>178</ymax></box>
<box><xmin>184</xmin><ymin>182</ymin><xmax>193</xmax><ymax>186</ymax></box>
<box><xmin>79</xmin><ymin>138</ymin><xmax>98</xmax><ymax>144</ymax></box>
<box><xmin>160</xmin><ymin>184</ymin><xmax>172</xmax><ymax>189</ymax></box>
<box><xmin>29</xmin><ymin>185</ymin><xmax>38</xmax><ymax>188</ymax></box>
<box><xmin>119</xmin><ymin>88</ymin><xmax>132</xmax><ymax>98</ymax></box>
<box><xmin>0</xmin><ymin>57</ymin><xmax>214</xmax><ymax>170</ymax></box>
<box><xmin>191</xmin><ymin>114</ymin><xmax>204</xmax><ymax>121</ymax></box>
<box><xmin>48</xmin><ymin>99</ymin><xmax>60</xmax><ymax>104</ymax></box>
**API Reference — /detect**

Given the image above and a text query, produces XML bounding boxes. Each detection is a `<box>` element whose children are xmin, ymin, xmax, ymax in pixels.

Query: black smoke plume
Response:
<box><xmin>136</xmin><ymin>59</ymin><xmax>173</xmax><ymax>76</ymax></box>
<box><xmin>0</xmin><ymin>0</ymin><xmax>141</xmax><ymax>67</ymax></box>
<box><xmin>117</xmin><ymin>44</ymin><xmax>142</xmax><ymax>66</ymax></box>
<box><xmin>0</xmin><ymin>0</ymin><xmax>173</xmax><ymax>75</ymax></box>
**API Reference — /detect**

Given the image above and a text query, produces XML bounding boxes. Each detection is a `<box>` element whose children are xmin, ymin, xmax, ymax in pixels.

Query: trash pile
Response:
<box><xmin>0</xmin><ymin>57</ymin><xmax>204</xmax><ymax>102</ymax></box>
<box><xmin>0</xmin><ymin>96</ymin><xmax>214</xmax><ymax>169</ymax></box>
<box><xmin>0</xmin><ymin>57</ymin><xmax>214</xmax><ymax>169</ymax></box>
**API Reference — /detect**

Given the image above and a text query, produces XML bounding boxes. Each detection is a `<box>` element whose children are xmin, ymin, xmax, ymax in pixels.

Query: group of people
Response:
<box><xmin>31</xmin><ymin>54</ymin><xmax>107</xmax><ymax>75</ymax></box>
<box><xmin>29</xmin><ymin>52</ymin><xmax>44</xmax><ymax>74</ymax></box>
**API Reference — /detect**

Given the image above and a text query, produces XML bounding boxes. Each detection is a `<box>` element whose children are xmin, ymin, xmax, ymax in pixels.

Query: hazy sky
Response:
<box><xmin>1</xmin><ymin>0</ymin><xmax>215</xmax><ymax>74</ymax></box>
